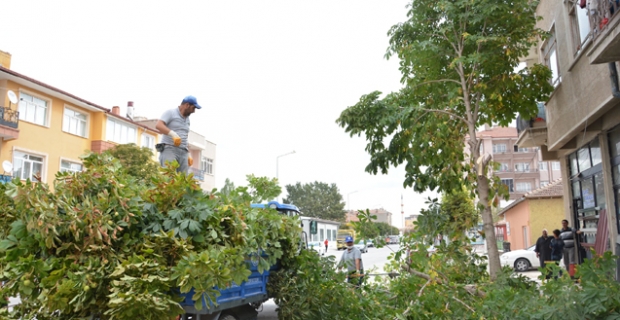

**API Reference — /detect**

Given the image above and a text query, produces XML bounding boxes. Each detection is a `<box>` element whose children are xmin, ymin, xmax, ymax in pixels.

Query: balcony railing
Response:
<box><xmin>0</xmin><ymin>106</ymin><xmax>19</xmax><ymax>129</ymax></box>
<box><xmin>189</xmin><ymin>167</ymin><xmax>205</xmax><ymax>181</ymax></box>
<box><xmin>517</xmin><ymin>103</ymin><xmax>546</xmax><ymax>136</ymax></box>
<box><xmin>589</xmin><ymin>0</ymin><xmax>619</xmax><ymax>42</ymax></box>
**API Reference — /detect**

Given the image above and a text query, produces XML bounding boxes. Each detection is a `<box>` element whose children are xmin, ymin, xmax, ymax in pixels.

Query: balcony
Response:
<box><xmin>587</xmin><ymin>0</ymin><xmax>620</xmax><ymax>64</ymax></box>
<box><xmin>189</xmin><ymin>167</ymin><xmax>205</xmax><ymax>181</ymax></box>
<box><xmin>516</xmin><ymin>103</ymin><xmax>547</xmax><ymax>148</ymax></box>
<box><xmin>0</xmin><ymin>106</ymin><xmax>19</xmax><ymax>140</ymax></box>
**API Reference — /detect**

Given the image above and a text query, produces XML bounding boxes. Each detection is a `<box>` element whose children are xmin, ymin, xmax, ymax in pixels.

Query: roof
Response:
<box><xmin>497</xmin><ymin>179</ymin><xmax>563</xmax><ymax>216</ymax></box>
<box><xmin>0</xmin><ymin>66</ymin><xmax>109</xmax><ymax>112</ymax></box>
<box><xmin>0</xmin><ymin>66</ymin><xmax>159</xmax><ymax>134</ymax></box>
<box><xmin>251</xmin><ymin>201</ymin><xmax>300</xmax><ymax>212</ymax></box>
<box><xmin>476</xmin><ymin>127</ymin><xmax>518</xmax><ymax>139</ymax></box>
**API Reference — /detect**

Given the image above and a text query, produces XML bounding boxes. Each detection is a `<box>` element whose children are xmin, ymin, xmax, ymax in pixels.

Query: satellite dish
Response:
<box><xmin>2</xmin><ymin>161</ymin><xmax>13</xmax><ymax>174</ymax></box>
<box><xmin>7</xmin><ymin>90</ymin><xmax>17</xmax><ymax>104</ymax></box>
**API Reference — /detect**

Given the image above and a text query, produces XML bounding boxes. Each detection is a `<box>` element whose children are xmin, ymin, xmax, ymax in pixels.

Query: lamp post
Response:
<box><xmin>347</xmin><ymin>190</ymin><xmax>358</xmax><ymax>212</ymax></box>
<box><xmin>276</xmin><ymin>151</ymin><xmax>296</xmax><ymax>181</ymax></box>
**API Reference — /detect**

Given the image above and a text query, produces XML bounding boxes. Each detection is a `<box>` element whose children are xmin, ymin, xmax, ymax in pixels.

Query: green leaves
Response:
<box><xmin>283</xmin><ymin>181</ymin><xmax>346</xmax><ymax>221</ymax></box>
<box><xmin>0</xmin><ymin>151</ymin><xmax>302</xmax><ymax>319</ymax></box>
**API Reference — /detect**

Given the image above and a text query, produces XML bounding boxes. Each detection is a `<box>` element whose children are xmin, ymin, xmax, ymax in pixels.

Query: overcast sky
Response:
<box><xmin>2</xmin><ymin>1</ymin><xmax>438</xmax><ymax>229</ymax></box>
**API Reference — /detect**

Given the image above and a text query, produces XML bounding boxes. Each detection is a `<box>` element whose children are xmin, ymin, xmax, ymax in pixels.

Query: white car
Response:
<box><xmin>354</xmin><ymin>240</ymin><xmax>368</xmax><ymax>253</ymax></box>
<box><xmin>500</xmin><ymin>245</ymin><xmax>564</xmax><ymax>272</ymax></box>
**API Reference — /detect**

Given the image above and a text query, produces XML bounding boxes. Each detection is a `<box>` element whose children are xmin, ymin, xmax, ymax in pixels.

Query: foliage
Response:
<box><xmin>415</xmin><ymin>189</ymin><xmax>478</xmax><ymax>243</ymax></box>
<box><xmin>336</xmin><ymin>0</ymin><xmax>553</xmax><ymax>279</ymax></box>
<box><xmin>106</xmin><ymin>143</ymin><xmax>159</xmax><ymax>181</ymax></box>
<box><xmin>268</xmin><ymin>198</ymin><xmax>620</xmax><ymax>319</ymax></box>
<box><xmin>283</xmin><ymin>181</ymin><xmax>346</xmax><ymax>221</ymax></box>
<box><xmin>0</xmin><ymin>153</ymin><xmax>301</xmax><ymax>319</ymax></box>
<box><xmin>220</xmin><ymin>178</ymin><xmax>236</xmax><ymax>196</ymax></box>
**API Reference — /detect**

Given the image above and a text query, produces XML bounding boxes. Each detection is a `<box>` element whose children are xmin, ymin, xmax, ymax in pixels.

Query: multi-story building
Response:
<box><xmin>474</xmin><ymin>126</ymin><xmax>562</xmax><ymax>200</ymax></box>
<box><xmin>404</xmin><ymin>214</ymin><xmax>418</xmax><ymax>230</ymax></box>
<box><xmin>344</xmin><ymin>208</ymin><xmax>393</xmax><ymax>226</ymax></box>
<box><xmin>516</xmin><ymin>0</ymin><xmax>619</xmax><ymax>264</ymax></box>
<box><xmin>136</xmin><ymin>119</ymin><xmax>216</xmax><ymax>191</ymax></box>
<box><xmin>0</xmin><ymin>55</ymin><xmax>160</xmax><ymax>185</ymax></box>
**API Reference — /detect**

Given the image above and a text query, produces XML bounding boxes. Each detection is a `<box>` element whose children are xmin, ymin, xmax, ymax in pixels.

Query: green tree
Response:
<box><xmin>107</xmin><ymin>143</ymin><xmax>159</xmax><ymax>181</ymax></box>
<box><xmin>283</xmin><ymin>182</ymin><xmax>345</xmax><ymax>221</ymax></box>
<box><xmin>220</xmin><ymin>178</ymin><xmax>236</xmax><ymax>196</ymax></box>
<box><xmin>375</xmin><ymin>221</ymin><xmax>400</xmax><ymax>236</ymax></box>
<box><xmin>336</xmin><ymin>0</ymin><xmax>553</xmax><ymax>279</ymax></box>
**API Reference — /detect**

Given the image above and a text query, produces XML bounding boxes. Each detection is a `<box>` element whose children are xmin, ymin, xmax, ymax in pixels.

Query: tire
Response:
<box><xmin>220</xmin><ymin>315</ymin><xmax>237</xmax><ymax>320</ymax></box>
<box><xmin>514</xmin><ymin>258</ymin><xmax>531</xmax><ymax>272</ymax></box>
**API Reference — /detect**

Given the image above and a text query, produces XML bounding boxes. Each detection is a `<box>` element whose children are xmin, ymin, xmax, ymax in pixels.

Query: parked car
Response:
<box><xmin>354</xmin><ymin>240</ymin><xmax>368</xmax><ymax>253</ymax></box>
<box><xmin>366</xmin><ymin>239</ymin><xmax>374</xmax><ymax>248</ymax></box>
<box><xmin>307</xmin><ymin>241</ymin><xmax>324</xmax><ymax>255</ymax></box>
<box><xmin>500</xmin><ymin>245</ymin><xmax>564</xmax><ymax>272</ymax></box>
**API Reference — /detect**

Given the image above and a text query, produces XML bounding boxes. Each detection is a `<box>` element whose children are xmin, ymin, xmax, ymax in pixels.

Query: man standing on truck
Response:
<box><xmin>338</xmin><ymin>236</ymin><xmax>364</xmax><ymax>288</ymax></box>
<box><xmin>155</xmin><ymin>96</ymin><xmax>202</xmax><ymax>173</ymax></box>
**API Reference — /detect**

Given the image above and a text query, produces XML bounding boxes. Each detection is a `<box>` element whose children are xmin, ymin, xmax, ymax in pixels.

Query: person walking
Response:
<box><xmin>338</xmin><ymin>236</ymin><xmax>364</xmax><ymax>288</ymax></box>
<box><xmin>534</xmin><ymin>229</ymin><xmax>552</xmax><ymax>269</ymax></box>
<box><xmin>155</xmin><ymin>96</ymin><xmax>202</xmax><ymax>173</ymax></box>
<box><xmin>324</xmin><ymin>239</ymin><xmax>329</xmax><ymax>252</ymax></box>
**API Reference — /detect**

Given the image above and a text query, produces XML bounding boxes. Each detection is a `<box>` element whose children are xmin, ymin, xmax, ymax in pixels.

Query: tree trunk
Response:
<box><xmin>477</xmin><ymin>174</ymin><xmax>501</xmax><ymax>280</ymax></box>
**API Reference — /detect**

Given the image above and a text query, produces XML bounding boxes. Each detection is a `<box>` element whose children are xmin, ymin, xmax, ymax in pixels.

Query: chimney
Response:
<box><xmin>126</xmin><ymin>101</ymin><xmax>134</xmax><ymax>120</ymax></box>
<box><xmin>484</xmin><ymin>124</ymin><xmax>491</xmax><ymax>131</ymax></box>
<box><xmin>112</xmin><ymin>106</ymin><xmax>120</xmax><ymax>115</ymax></box>
<box><xmin>0</xmin><ymin>50</ymin><xmax>11</xmax><ymax>69</ymax></box>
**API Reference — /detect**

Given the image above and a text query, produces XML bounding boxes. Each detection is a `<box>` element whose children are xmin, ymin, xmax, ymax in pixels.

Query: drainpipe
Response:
<box><xmin>610</xmin><ymin>62</ymin><xmax>620</xmax><ymax>98</ymax></box>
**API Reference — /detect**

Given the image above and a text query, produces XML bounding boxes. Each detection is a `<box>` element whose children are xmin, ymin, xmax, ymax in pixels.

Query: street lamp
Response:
<box><xmin>276</xmin><ymin>150</ymin><xmax>296</xmax><ymax>181</ymax></box>
<box><xmin>347</xmin><ymin>190</ymin><xmax>358</xmax><ymax>212</ymax></box>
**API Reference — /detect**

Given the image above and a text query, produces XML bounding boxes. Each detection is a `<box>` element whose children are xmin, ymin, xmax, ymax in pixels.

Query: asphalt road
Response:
<box><xmin>257</xmin><ymin>244</ymin><xmax>400</xmax><ymax>319</ymax></box>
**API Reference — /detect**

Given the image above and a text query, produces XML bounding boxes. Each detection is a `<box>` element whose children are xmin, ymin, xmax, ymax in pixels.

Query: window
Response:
<box><xmin>201</xmin><ymin>157</ymin><xmax>213</xmax><ymax>175</ymax></box>
<box><xmin>542</xmin><ymin>26</ymin><xmax>560</xmax><ymax>87</ymax></box>
<box><xmin>63</xmin><ymin>107</ymin><xmax>87</xmax><ymax>137</ymax></box>
<box><xmin>13</xmin><ymin>151</ymin><xmax>44</xmax><ymax>181</ymax></box>
<box><xmin>106</xmin><ymin>119</ymin><xmax>136</xmax><ymax>144</ymax></box>
<box><xmin>492</xmin><ymin>144</ymin><xmax>507</xmax><ymax>153</ymax></box>
<box><xmin>551</xmin><ymin>162</ymin><xmax>561</xmax><ymax>170</ymax></box>
<box><xmin>569</xmin><ymin>3</ymin><xmax>591</xmax><ymax>55</ymax></box>
<box><xmin>18</xmin><ymin>92</ymin><xmax>48</xmax><ymax>126</ymax></box>
<box><xmin>142</xmin><ymin>134</ymin><xmax>155</xmax><ymax>149</ymax></box>
<box><xmin>516</xmin><ymin>182</ymin><xmax>532</xmax><ymax>192</ymax></box>
<box><xmin>539</xmin><ymin>162</ymin><xmax>548</xmax><ymax>171</ymax></box>
<box><xmin>514</xmin><ymin>163</ymin><xmax>531</xmax><ymax>172</ymax></box>
<box><xmin>541</xmin><ymin>181</ymin><xmax>549</xmax><ymax>187</ymax></box>
<box><xmin>514</xmin><ymin>145</ymin><xmax>529</xmax><ymax>152</ymax></box>
<box><xmin>499</xmin><ymin>163</ymin><xmax>510</xmax><ymax>172</ymax></box>
<box><xmin>501</xmin><ymin>179</ymin><xmax>514</xmax><ymax>192</ymax></box>
<box><xmin>60</xmin><ymin>160</ymin><xmax>83</xmax><ymax>173</ymax></box>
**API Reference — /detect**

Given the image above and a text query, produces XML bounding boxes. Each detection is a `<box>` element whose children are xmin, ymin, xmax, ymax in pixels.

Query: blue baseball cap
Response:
<box><xmin>182</xmin><ymin>95</ymin><xmax>202</xmax><ymax>109</ymax></box>
<box><xmin>345</xmin><ymin>236</ymin><xmax>353</xmax><ymax>243</ymax></box>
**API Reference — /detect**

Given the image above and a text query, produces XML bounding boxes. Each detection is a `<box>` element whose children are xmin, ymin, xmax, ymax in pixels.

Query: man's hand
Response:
<box><xmin>536</xmin><ymin>252</ymin><xmax>539</xmax><ymax>258</ymax></box>
<box><xmin>188</xmin><ymin>156</ymin><xmax>193</xmax><ymax>166</ymax></box>
<box><xmin>168</xmin><ymin>130</ymin><xmax>181</xmax><ymax>147</ymax></box>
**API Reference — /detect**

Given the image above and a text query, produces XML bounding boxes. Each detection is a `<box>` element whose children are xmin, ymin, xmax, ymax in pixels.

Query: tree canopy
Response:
<box><xmin>107</xmin><ymin>143</ymin><xmax>159</xmax><ymax>181</ymax></box>
<box><xmin>336</xmin><ymin>0</ymin><xmax>553</xmax><ymax>279</ymax></box>
<box><xmin>283</xmin><ymin>181</ymin><xmax>346</xmax><ymax>221</ymax></box>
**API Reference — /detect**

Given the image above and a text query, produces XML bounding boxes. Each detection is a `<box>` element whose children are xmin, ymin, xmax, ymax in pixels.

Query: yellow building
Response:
<box><xmin>0</xmin><ymin>53</ymin><xmax>160</xmax><ymax>184</ymax></box>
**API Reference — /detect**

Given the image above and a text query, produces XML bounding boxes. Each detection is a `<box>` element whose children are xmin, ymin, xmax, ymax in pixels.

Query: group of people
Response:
<box><xmin>534</xmin><ymin>219</ymin><xmax>581</xmax><ymax>275</ymax></box>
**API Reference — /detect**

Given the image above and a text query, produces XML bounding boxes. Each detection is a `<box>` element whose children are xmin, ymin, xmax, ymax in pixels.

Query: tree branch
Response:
<box><xmin>452</xmin><ymin>296</ymin><xmax>479</xmax><ymax>316</ymax></box>
<box><xmin>414</xmin><ymin>79</ymin><xmax>462</xmax><ymax>87</ymax></box>
<box><xmin>418</xmin><ymin>279</ymin><xmax>432</xmax><ymax>297</ymax></box>
<box><xmin>418</xmin><ymin>107</ymin><xmax>468</xmax><ymax>126</ymax></box>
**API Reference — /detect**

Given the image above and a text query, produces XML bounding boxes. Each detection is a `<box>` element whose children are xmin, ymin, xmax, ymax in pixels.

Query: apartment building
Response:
<box><xmin>136</xmin><ymin>119</ymin><xmax>216</xmax><ymax>191</ymax></box>
<box><xmin>516</xmin><ymin>0</ymin><xmax>619</xmax><ymax>263</ymax></box>
<box><xmin>0</xmin><ymin>53</ymin><xmax>161</xmax><ymax>185</ymax></box>
<box><xmin>473</xmin><ymin>126</ymin><xmax>562</xmax><ymax>200</ymax></box>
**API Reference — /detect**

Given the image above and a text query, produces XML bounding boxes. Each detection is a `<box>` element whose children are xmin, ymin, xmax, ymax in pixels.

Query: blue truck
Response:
<box><xmin>180</xmin><ymin>201</ymin><xmax>302</xmax><ymax>320</ymax></box>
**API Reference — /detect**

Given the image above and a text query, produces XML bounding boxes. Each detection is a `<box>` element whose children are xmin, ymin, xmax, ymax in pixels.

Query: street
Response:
<box><xmin>257</xmin><ymin>244</ymin><xmax>399</xmax><ymax>319</ymax></box>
